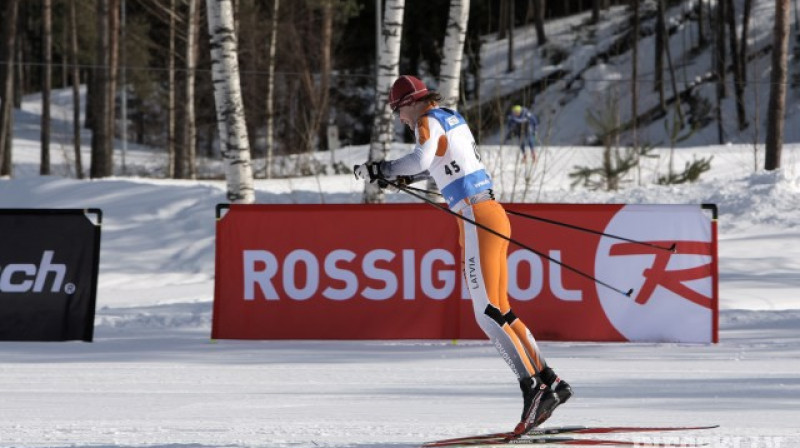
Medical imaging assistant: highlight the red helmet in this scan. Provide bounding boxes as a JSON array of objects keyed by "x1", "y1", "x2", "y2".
[{"x1": 388, "y1": 75, "x2": 429, "y2": 110}]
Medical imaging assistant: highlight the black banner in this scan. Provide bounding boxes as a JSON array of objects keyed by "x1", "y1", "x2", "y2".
[{"x1": 0, "y1": 209, "x2": 102, "y2": 342}]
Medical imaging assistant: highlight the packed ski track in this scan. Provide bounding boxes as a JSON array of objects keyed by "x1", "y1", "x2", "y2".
[{"x1": 2, "y1": 120, "x2": 799, "y2": 448}]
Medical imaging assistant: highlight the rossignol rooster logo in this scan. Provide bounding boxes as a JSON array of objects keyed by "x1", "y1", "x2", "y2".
[
  {"x1": 610, "y1": 240, "x2": 714, "y2": 309},
  {"x1": 595, "y1": 206, "x2": 714, "y2": 343}
]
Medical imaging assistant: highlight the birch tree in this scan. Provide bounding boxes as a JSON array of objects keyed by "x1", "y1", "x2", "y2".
[
  {"x1": 438, "y1": 0, "x2": 469, "y2": 108},
  {"x1": 206, "y1": 0, "x2": 255, "y2": 203},
  {"x1": 765, "y1": 0, "x2": 790, "y2": 171},
  {"x1": 183, "y1": 0, "x2": 199, "y2": 179},
  {"x1": 365, "y1": 0, "x2": 404, "y2": 204}
]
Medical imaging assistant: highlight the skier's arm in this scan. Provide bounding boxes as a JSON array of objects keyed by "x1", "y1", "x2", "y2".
[{"x1": 379, "y1": 116, "x2": 441, "y2": 179}]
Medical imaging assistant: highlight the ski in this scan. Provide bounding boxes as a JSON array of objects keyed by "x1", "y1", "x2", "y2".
[
  {"x1": 423, "y1": 425, "x2": 719, "y2": 447},
  {"x1": 426, "y1": 435, "x2": 710, "y2": 447}
]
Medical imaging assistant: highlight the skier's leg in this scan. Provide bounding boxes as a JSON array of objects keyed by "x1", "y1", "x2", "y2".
[
  {"x1": 469, "y1": 201, "x2": 572, "y2": 433},
  {"x1": 458, "y1": 205, "x2": 535, "y2": 380},
  {"x1": 505, "y1": 310, "x2": 547, "y2": 373}
]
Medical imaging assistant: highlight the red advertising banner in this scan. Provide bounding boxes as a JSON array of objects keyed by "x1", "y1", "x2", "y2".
[{"x1": 212, "y1": 203, "x2": 718, "y2": 343}]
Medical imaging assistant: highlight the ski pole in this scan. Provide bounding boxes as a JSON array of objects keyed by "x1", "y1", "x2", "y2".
[
  {"x1": 396, "y1": 185, "x2": 675, "y2": 253},
  {"x1": 504, "y1": 209, "x2": 677, "y2": 253},
  {"x1": 382, "y1": 178, "x2": 634, "y2": 298}
]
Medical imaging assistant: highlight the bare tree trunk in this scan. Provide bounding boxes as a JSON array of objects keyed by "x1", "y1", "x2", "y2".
[
  {"x1": 497, "y1": 0, "x2": 507, "y2": 40},
  {"x1": 726, "y1": 0, "x2": 747, "y2": 131},
  {"x1": 439, "y1": 0, "x2": 470, "y2": 108},
  {"x1": 167, "y1": 0, "x2": 176, "y2": 178},
  {"x1": 0, "y1": 0, "x2": 19, "y2": 176},
  {"x1": 206, "y1": 0, "x2": 255, "y2": 203},
  {"x1": 69, "y1": 0, "x2": 83, "y2": 179},
  {"x1": 13, "y1": 26, "x2": 22, "y2": 110},
  {"x1": 765, "y1": 0, "x2": 790, "y2": 171},
  {"x1": 286, "y1": 4, "x2": 328, "y2": 157},
  {"x1": 592, "y1": 0, "x2": 601, "y2": 24},
  {"x1": 120, "y1": 0, "x2": 127, "y2": 174},
  {"x1": 696, "y1": 0, "x2": 707, "y2": 47},
  {"x1": 654, "y1": 0, "x2": 665, "y2": 109},
  {"x1": 90, "y1": 0, "x2": 110, "y2": 178},
  {"x1": 265, "y1": 0, "x2": 279, "y2": 179},
  {"x1": 41, "y1": 0, "x2": 52, "y2": 175},
  {"x1": 507, "y1": 0, "x2": 515, "y2": 72},
  {"x1": 740, "y1": 0, "x2": 753, "y2": 83},
  {"x1": 653, "y1": 0, "x2": 683, "y2": 124},
  {"x1": 630, "y1": 0, "x2": 639, "y2": 149},
  {"x1": 184, "y1": 0, "x2": 199, "y2": 179},
  {"x1": 365, "y1": 0, "x2": 404, "y2": 203},
  {"x1": 714, "y1": 0, "x2": 726, "y2": 144},
  {"x1": 533, "y1": 0, "x2": 546, "y2": 45},
  {"x1": 107, "y1": 0, "x2": 119, "y2": 174},
  {"x1": 317, "y1": 0, "x2": 333, "y2": 154},
  {"x1": 61, "y1": 14, "x2": 68, "y2": 90}
]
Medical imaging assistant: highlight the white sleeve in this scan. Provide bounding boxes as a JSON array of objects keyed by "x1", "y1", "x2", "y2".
[{"x1": 380, "y1": 116, "x2": 442, "y2": 179}]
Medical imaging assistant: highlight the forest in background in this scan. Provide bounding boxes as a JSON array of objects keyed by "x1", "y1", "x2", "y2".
[{"x1": 0, "y1": 0, "x2": 794, "y2": 192}]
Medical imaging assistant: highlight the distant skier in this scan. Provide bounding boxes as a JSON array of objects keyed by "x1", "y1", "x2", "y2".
[
  {"x1": 504, "y1": 104, "x2": 539, "y2": 163},
  {"x1": 354, "y1": 75, "x2": 572, "y2": 435}
]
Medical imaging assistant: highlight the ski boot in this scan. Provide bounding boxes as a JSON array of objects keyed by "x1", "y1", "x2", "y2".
[
  {"x1": 513, "y1": 375, "x2": 559, "y2": 436},
  {"x1": 540, "y1": 366, "x2": 573, "y2": 405}
]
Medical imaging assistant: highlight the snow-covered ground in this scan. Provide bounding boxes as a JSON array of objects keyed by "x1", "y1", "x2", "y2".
[
  {"x1": 4, "y1": 0, "x2": 800, "y2": 441},
  {"x1": 1, "y1": 81, "x2": 800, "y2": 447}
]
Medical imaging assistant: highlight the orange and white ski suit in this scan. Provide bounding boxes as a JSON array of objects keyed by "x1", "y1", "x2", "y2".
[{"x1": 380, "y1": 105, "x2": 547, "y2": 380}]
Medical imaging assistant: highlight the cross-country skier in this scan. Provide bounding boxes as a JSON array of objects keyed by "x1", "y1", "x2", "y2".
[
  {"x1": 354, "y1": 75, "x2": 572, "y2": 435},
  {"x1": 504, "y1": 104, "x2": 539, "y2": 163}
]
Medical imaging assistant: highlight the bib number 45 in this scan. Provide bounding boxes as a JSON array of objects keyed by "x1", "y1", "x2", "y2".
[{"x1": 444, "y1": 161, "x2": 461, "y2": 176}]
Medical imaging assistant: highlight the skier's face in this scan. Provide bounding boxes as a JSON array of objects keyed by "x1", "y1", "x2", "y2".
[{"x1": 396, "y1": 102, "x2": 424, "y2": 130}]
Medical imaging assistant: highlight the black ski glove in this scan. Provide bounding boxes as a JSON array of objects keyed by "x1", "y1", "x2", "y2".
[{"x1": 353, "y1": 162, "x2": 383, "y2": 183}]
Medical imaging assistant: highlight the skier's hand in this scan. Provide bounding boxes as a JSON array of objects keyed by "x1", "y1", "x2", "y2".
[
  {"x1": 393, "y1": 176, "x2": 411, "y2": 188},
  {"x1": 353, "y1": 162, "x2": 382, "y2": 183},
  {"x1": 378, "y1": 176, "x2": 411, "y2": 191}
]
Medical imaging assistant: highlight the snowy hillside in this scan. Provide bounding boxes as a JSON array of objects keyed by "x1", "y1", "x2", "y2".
[{"x1": 477, "y1": 0, "x2": 800, "y2": 148}]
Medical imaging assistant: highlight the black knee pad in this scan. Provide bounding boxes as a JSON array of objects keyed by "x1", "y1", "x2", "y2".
[
  {"x1": 503, "y1": 310, "x2": 518, "y2": 325},
  {"x1": 483, "y1": 305, "x2": 506, "y2": 327}
]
